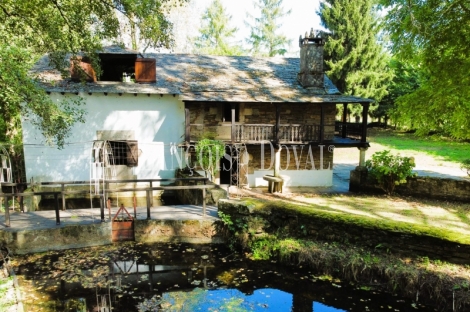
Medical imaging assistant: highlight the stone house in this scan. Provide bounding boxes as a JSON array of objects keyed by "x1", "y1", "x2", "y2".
[{"x1": 24, "y1": 34, "x2": 372, "y2": 190}]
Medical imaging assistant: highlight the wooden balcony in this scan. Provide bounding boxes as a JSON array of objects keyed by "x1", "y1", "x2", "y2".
[{"x1": 189, "y1": 123, "x2": 322, "y2": 144}]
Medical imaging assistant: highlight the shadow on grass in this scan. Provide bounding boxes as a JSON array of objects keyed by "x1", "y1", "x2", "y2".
[
  {"x1": 368, "y1": 129, "x2": 470, "y2": 164},
  {"x1": 243, "y1": 190, "x2": 470, "y2": 244}
]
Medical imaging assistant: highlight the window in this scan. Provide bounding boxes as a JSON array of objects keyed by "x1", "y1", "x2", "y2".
[
  {"x1": 93, "y1": 140, "x2": 138, "y2": 167},
  {"x1": 223, "y1": 103, "x2": 239, "y2": 122},
  {"x1": 99, "y1": 54, "x2": 136, "y2": 82}
]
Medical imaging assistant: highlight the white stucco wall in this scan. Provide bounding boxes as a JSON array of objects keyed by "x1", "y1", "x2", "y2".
[{"x1": 22, "y1": 93, "x2": 186, "y2": 182}]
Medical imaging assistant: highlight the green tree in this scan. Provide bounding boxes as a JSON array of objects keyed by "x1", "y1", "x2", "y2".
[
  {"x1": 377, "y1": 58, "x2": 422, "y2": 127},
  {"x1": 318, "y1": 0, "x2": 392, "y2": 118},
  {"x1": 245, "y1": 0, "x2": 291, "y2": 57},
  {"x1": 193, "y1": 0, "x2": 244, "y2": 55},
  {"x1": 380, "y1": 0, "x2": 470, "y2": 139},
  {"x1": 116, "y1": 0, "x2": 182, "y2": 52}
]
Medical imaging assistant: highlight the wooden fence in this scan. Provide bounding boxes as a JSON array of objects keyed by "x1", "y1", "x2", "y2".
[{"x1": 0, "y1": 178, "x2": 215, "y2": 228}]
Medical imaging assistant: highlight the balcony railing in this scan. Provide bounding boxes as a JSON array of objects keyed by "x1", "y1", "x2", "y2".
[
  {"x1": 234, "y1": 124, "x2": 274, "y2": 142},
  {"x1": 189, "y1": 123, "x2": 321, "y2": 143}
]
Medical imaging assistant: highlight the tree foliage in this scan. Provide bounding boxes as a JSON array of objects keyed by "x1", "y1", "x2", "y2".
[
  {"x1": 318, "y1": 0, "x2": 392, "y2": 117},
  {"x1": 245, "y1": 0, "x2": 291, "y2": 57},
  {"x1": 376, "y1": 58, "x2": 422, "y2": 125},
  {"x1": 193, "y1": 0, "x2": 244, "y2": 56},
  {"x1": 380, "y1": 0, "x2": 470, "y2": 138}
]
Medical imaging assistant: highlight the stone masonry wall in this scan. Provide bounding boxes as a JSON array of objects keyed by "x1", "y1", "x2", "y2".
[
  {"x1": 187, "y1": 102, "x2": 336, "y2": 141},
  {"x1": 218, "y1": 199, "x2": 470, "y2": 265},
  {"x1": 247, "y1": 144, "x2": 334, "y2": 171},
  {"x1": 350, "y1": 169, "x2": 470, "y2": 202}
]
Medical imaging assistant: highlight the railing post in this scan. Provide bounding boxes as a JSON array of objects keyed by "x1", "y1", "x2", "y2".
[
  {"x1": 146, "y1": 189, "x2": 151, "y2": 220},
  {"x1": 61, "y1": 183, "x2": 66, "y2": 210},
  {"x1": 54, "y1": 193, "x2": 60, "y2": 225},
  {"x1": 150, "y1": 181, "x2": 153, "y2": 207},
  {"x1": 100, "y1": 194, "x2": 105, "y2": 222},
  {"x1": 202, "y1": 187, "x2": 206, "y2": 217},
  {"x1": 4, "y1": 192, "x2": 11, "y2": 227},
  {"x1": 107, "y1": 198, "x2": 111, "y2": 220},
  {"x1": 133, "y1": 195, "x2": 137, "y2": 219}
]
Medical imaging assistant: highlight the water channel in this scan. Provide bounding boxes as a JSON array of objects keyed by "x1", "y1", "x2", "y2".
[{"x1": 12, "y1": 242, "x2": 438, "y2": 311}]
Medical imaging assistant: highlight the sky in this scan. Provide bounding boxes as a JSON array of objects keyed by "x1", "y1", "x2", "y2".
[{"x1": 171, "y1": 0, "x2": 324, "y2": 55}]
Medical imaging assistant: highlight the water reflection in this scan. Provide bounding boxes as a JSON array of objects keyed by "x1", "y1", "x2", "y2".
[{"x1": 12, "y1": 242, "x2": 432, "y2": 311}]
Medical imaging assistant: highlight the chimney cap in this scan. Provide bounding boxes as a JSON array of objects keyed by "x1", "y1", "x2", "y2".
[{"x1": 299, "y1": 29, "x2": 324, "y2": 47}]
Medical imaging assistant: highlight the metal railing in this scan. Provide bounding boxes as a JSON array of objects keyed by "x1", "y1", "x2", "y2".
[{"x1": 0, "y1": 178, "x2": 215, "y2": 228}]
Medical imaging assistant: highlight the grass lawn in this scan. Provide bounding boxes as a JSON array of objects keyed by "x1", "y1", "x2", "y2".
[{"x1": 367, "y1": 128, "x2": 470, "y2": 164}]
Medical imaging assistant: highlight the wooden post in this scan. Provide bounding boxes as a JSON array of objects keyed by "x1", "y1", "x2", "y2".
[
  {"x1": 133, "y1": 195, "x2": 137, "y2": 219},
  {"x1": 320, "y1": 104, "x2": 325, "y2": 142},
  {"x1": 146, "y1": 190, "x2": 151, "y2": 220},
  {"x1": 149, "y1": 181, "x2": 153, "y2": 207},
  {"x1": 107, "y1": 198, "x2": 111, "y2": 220},
  {"x1": 275, "y1": 103, "x2": 280, "y2": 143},
  {"x1": 100, "y1": 194, "x2": 105, "y2": 222},
  {"x1": 361, "y1": 103, "x2": 370, "y2": 143},
  {"x1": 342, "y1": 103, "x2": 348, "y2": 138},
  {"x1": 54, "y1": 193, "x2": 60, "y2": 225},
  {"x1": 61, "y1": 183, "x2": 66, "y2": 210},
  {"x1": 4, "y1": 193, "x2": 10, "y2": 227},
  {"x1": 231, "y1": 103, "x2": 236, "y2": 144},
  {"x1": 202, "y1": 187, "x2": 206, "y2": 217},
  {"x1": 185, "y1": 107, "x2": 190, "y2": 143}
]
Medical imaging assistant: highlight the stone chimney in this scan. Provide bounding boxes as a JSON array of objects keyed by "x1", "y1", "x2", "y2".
[{"x1": 297, "y1": 29, "x2": 325, "y2": 88}]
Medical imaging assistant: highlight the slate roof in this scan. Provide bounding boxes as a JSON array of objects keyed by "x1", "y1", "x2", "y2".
[{"x1": 31, "y1": 53, "x2": 373, "y2": 104}]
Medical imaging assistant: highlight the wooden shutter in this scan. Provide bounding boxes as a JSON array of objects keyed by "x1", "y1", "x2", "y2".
[
  {"x1": 135, "y1": 58, "x2": 156, "y2": 83},
  {"x1": 126, "y1": 140, "x2": 139, "y2": 167}
]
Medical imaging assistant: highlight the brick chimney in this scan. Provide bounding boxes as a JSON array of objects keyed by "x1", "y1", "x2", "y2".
[{"x1": 297, "y1": 29, "x2": 325, "y2": 88}]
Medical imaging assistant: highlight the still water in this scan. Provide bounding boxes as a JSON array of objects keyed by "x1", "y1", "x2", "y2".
[{"x1": 12, "y1": 242, "x2": 435, "y2": 311}]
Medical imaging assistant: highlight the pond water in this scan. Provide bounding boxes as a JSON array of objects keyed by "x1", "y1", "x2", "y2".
[{"x1": 12, "y1": 242, "x2": 436, "y2": 311}]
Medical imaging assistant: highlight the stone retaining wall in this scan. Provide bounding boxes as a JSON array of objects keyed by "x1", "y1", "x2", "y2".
[
  {"x1": 135, "y1": 219, "x2": 224, "y2": 244},
  {"x1": 218, "y1": 199, "x2": 470, "y2": 264},
  {"x1": 350, "y1": 168, "x2": 470, "y2": 202},
  {"x1": 1, "y1": 218, "x2": 223, "y2": 254},
  {"x1": 0, "y1": 223, "x2": 112, "y2": 255}
]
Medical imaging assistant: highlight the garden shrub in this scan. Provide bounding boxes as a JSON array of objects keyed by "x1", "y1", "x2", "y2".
[{"x1": 365, "y1": 150, "x2": 416, "y2": 195}]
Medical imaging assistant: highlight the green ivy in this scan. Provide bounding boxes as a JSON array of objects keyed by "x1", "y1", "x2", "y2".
[
  {"x1": 195, "y1": 138, "x2": 225, "y2": 182},
  {"x1": 365, "y1": 150, "x2": 416, "y2": 195}
]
